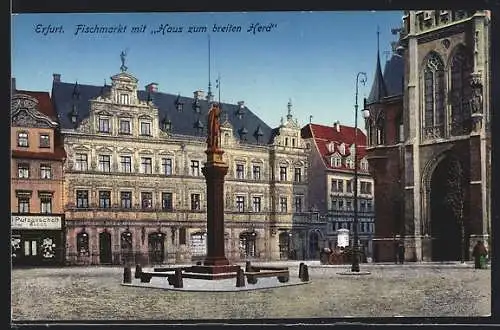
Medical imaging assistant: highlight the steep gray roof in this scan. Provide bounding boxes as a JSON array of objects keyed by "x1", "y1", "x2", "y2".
[
  {"x1": 51, "y1": 81, "x2": 273, "y2": 145},
  {"x1": 383, "y1": 53, "x2": 404, "y2": 97},
  {"x1": 366, "y1": 52, "x2": 388, "y2": 105}
]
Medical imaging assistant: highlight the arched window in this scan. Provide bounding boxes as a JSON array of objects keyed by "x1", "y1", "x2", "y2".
[
  {"x1": 423, "y1": 52, "x2": 445, "y2": 139},
  {"x1": 450, "y1": 46, "x2": 472, "y2": 136},
  {"x1": 376, "y1": 113, "x2": 385, "y2": 145},
  {"x1": 76, "y1": 230, "x2": 90, "y2": 256},
  {"x1": 120, "y1": 230, "x2": 133, "y2": 264}
]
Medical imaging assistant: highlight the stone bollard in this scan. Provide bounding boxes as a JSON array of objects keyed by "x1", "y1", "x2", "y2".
[
  {"x1": 173, "y1": 268, "x2": 183, "y2": 288},
  {"x1": 298, "y1": 262, "x2": 304, "y2": 279},
  {"x1": 135, "y1": 264, "x2": 142, "y2": 279},
  {"x1": 245, "y1": 261, "x2": 252, "y2": 272},
  {"x1": 236, "y1": 268, "x2": 245, "y2": 287},
  {"x1": 301, "y1": 265, "x2": 309, "y2": 282},
  {"x1": 123, "y1": 266, "x2": 132, "y2": 283}
]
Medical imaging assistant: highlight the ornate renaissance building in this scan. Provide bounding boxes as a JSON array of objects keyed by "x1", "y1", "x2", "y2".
[
  {"x1": 11, "y1": 87, "x2": 67, "y2": 266},
  {"x1": 365, "y1": 10, "x2": 491, "y2": 261},
  {"x1": 50, "y1": 64, "x2": 312, "y2": 265},
  {"x1": 301, "y1": 122, "x2": 375, "y2": 259}
]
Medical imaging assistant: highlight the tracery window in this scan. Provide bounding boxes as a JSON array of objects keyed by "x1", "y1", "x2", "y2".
[
  {"x1": 422, "y1": 52, "x2": 445, "y2": 140},
  {"x1": 449, "y1": 46, "x2": 472, "y2": 136}
]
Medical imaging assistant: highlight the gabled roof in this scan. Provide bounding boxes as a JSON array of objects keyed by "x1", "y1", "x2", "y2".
[
  {"x1": 51, "y1": 80, "x2": 273, "y2": 145},
  {"x1": 301, "y1": 123, "x2": 368, "y2": 172},
  {"x1": 11, "y1": 90, "x2": 67, "y2": 160}
]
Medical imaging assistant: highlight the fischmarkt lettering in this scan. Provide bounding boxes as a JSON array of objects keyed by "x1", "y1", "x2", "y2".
[{"x1": 11, "y1": 215, "x2": 62, "y2": 230}]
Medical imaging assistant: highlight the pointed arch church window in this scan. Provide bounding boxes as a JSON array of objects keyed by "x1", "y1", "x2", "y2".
[
  {"x1": 422, "y1": 52, "x2": 445, "y2": 139},
  {"x1": 450, "y1": 46, "x2": 472, "y2": 136}
]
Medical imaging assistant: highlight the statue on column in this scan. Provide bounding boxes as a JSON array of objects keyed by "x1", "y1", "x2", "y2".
[
  {"x1": 469, "y1": 73, "x2": 484, "y2": 133},
  {"x1": 207, "y1": 103, "x2": 222, "y2": 151}
]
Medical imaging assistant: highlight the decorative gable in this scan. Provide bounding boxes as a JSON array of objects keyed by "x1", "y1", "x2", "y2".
[{"x1": 11, "y1": 94, "x2": 58, "y2": 129}]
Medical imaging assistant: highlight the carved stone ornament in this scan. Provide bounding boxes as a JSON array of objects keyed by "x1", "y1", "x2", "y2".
[
  {"x1": 11, "y1": 94, "x2": 57, "y2": 128},
  {"x1": 76, "y1": 118, "x2": 91, "y2": 133},
  {"x1": 12, "y1": 110, "x2": 52, "y2": 128},
  {"x1": 469, "y1": 73, "x2": 483, "y2": 114}
]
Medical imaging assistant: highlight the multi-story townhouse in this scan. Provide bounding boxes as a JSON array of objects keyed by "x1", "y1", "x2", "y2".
[
  {"x1": 11, "y1": 88, "x2": 67, "y2": 266},
  {"x1": 301, "y1": 122, "x2": 375, "y2": 259},
  {"x1": 50, "y1": 65, "x2": 310, "y2": 265}
]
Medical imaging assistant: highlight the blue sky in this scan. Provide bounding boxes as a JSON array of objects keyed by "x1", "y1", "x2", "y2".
[{"x1": 12, "y1": 11, "x2": 403, "y2": 129}]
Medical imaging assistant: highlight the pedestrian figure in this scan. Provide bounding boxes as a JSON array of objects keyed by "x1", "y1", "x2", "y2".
[
  {"x1": 396, "y1": 241, "x2": 405, "y2": 264},
  {"x1": 472, "y1": 240, "x2": 488, "y2": 269}
]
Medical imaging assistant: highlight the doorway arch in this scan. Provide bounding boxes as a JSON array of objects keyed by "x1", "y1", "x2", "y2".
[
  {"x1": 148, "y1": 231, "x2": 165, "y2": 264},
  {"x1": 308, "y1": 230, "x2": 321, "y2": 259},
  {"x1": 427, "y1": 155, "x2": 465, "y2": 261},
  {"x1": 239, "y1": 231, "x2": 257, "y2": 259},
  {"x1": 99, "y1": 231, "x2": 112, "y2": 264}
]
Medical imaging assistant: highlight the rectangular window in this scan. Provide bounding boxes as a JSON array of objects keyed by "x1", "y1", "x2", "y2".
[
  {"x1": 294, "y1": 168, "x2": 302, "y2": 182},
  {"x1": 279, "y1": 166, "x2": 287, "y2": 181},
  {"x1": 191, "y1": 194, "x2": 201, "y2": 210},
  {"x1": 279, "y1": 197, "x2": 287, "y2": 213},
  {"x1": 119, "y1": 120, "x2": 131, "y2": 134},
  {"x1": 120, "y1": 156, "x2": 132, "y2": 173},
  {"x1": 236, "y1": 164, "x2": 245, "y2": 179},
  {"x1": 18, "y1": 197, "x2": 30, "y2": 213},
  {"x1": 120, "y1": 94, "x2": 130, "y2": 105},
  {"x1": 346, "y1": 200, "x2": 352, "y2": 210},
  {"x1": 40, "y1": 164, "x2": 52, "y2": 179},
  {"x1": 360, "y1": 200, "x2": 367, "y2": 212},
  {"x1": 99, "y1": 191, "x2": 111, "y2": 208},
  {"x1": 346, "y1": 180, "x2": 353, "y2": 193},
  {"x1": 367, "y1": 201, "x2": 372, "y2": 211},
  {"x1": 17, "y1": 132, "x2": 29, "y2": 147},
  {"x1": 40, "y1": 194, "x2": 52, "y2": 214},
  {"x1": 18, "y1": 163, "x2": 30, "y2": 178},
  {"x1": 120, "y1": 191, "x2": 132, "y2": 209},
  {"x1": 141, "y1": 157, "x2": 152, "y2": 174},
  {"x1": 75, "y1": 153, "x2": 88, "y2": 171},
  {"x1": 331, "y1": 179, "x2": 344, "y2": 193},
  {"x1": 140, "y1": 122, "x2": 151, "y2": 136},
  {"x1": 141, "y1": 192, "x2": 153, "y2": 209},
  {"x1": 236, "y1": 196, "x2": 245, "y2": 212},
  {"x1": 162, "y1": 192, "x2": 173, "y2": 211},
  {"x1": 98, "y1": 118, "x2": 110, "y2": 133},
  {"x1": 76, "y1": 190, "x2": 89, "y2": 208},
  {"x1": 252, "y1": 165, "x2": 261, "y2": 180},
  {"x1": 191, "y1": 160, "x2": 200, "y2": 176},
  {"x1": 360, "y1": 182, "x2": 373, "y2": 194},
  {"x1": 39, "y1": 134, "x2": 50, "y2": 148},
  {"x1": 331, "y1": 198, "x2": 338, "y2": 210},
  {"x1": 294, "y1": 196, "x2": 303, "y2": 213},
  {"x1": 252, "y1": 196, "x2": 261, "y2": 212},
  {"x1": 338, "y1": 199, "x2": 344, "y2": 210},
  {"x1": 98, "y1": 155, "x2": 111, "y2": 172},
  {"x1": 162, "y1": 158, "x2": 173, "y2": 175}
]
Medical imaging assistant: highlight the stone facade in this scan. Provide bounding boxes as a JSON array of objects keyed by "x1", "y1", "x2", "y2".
[
  {"x1": 60, "y1": 70, "x2": 311, "y2": 265},
  {"x1": 365, "y1": 10, "x2": 491, "y2": 262}
]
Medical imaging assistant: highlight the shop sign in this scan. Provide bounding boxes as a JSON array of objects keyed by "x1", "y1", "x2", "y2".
[{"x1": 11, "y1": 215, "x2": 62, "y2": 230}]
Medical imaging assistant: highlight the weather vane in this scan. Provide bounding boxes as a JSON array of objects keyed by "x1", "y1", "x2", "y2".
[{"x1": 120, "y1": 48, "x2": 129, "y2": 72}]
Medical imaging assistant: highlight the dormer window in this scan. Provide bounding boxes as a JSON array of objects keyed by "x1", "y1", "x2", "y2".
[
  {"x1": 339, "y1": 143, "x2": 345, "y2": 155},
  {"x1": 98, "y1": 117, "x2": 110, "y2": 133},
  {"x1": 327, "y1": 142, "x2": 335, "y2": 153},
  {"x1": 360, "y1": 159, "x2": 369, "y2": 171},
  {"x1": 331, "y1": 156, "x2": 342, "y2": 168},
  {"x1": 119, "y1": 93, "x2": 130, "y2": 105},
  {"x1": 346, "y1": 157, "x2": 354, "y2": 169},
  {"x1": 175, "y1": 96, "x2": 184, "y2": 112}
]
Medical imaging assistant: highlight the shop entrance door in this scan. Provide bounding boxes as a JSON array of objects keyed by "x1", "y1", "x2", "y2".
[{"x1": 23, "y1": 239, "x2": 39, "y2": 264}]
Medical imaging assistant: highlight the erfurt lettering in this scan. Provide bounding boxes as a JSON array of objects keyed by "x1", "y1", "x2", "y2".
[{"x1": 34, "y1": 24, "x2": 64, "y2": 35}]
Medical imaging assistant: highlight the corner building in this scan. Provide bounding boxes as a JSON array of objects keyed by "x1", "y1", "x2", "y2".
[
  {"x1": 51, "y1": 67, "x2": 311, "y2": 265},
  {"x1": 365, "y1": 10, "x2": 491, "y2": 261}
]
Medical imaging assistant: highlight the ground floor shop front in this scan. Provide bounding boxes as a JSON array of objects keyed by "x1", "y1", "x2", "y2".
[
  {"x1": 64, "y1": 220, "x2": 327, "y2": 265},
  {"x1": 11, "y1": 214, "x2": 65, "y2": 267}
]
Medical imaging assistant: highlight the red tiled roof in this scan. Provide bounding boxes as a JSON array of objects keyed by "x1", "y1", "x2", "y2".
[
  {"x1": 301, "y1": 123, "x2": 368, "y2": 172},
  {"x1": 15, "y1": 90, "x2": 58, "y2": 121}
]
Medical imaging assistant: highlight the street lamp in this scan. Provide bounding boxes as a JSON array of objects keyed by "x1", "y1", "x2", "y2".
[{"x1": 351, "y1": 71, "x2": 369, "y2": 273}]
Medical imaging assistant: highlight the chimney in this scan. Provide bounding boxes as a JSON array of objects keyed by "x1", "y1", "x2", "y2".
[
  {"x1": 11, "y1": 77, "x2": 16, "y2": 92},
  {"x1": 145, "y1": 83, "x2": 159, "y2": 93},
  {"x1": 53, "y1": 73, "x2": 61, "y2": 83},
  {"x1": 193, "y1": 90, "x2": 204, "y2": 100},
  {"x1": 334, "y1": 120, "x2": 341, "y2": 132}
]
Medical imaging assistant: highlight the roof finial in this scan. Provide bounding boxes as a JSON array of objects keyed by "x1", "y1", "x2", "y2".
[
  {"x1": 207, "y1": 34, "x2": 214, "y2": 103},
  {"x1": 309, "y1": 115, "x2": 313, "y2": 124},
  {"x1": 377, "y1": 25, "x2": 380, "y2": 55},
  {"x1": 120, "y1": 49, "x2": 129, "y2": 72},
  {"x1": 287, "y1": 98, "x2": 293, "y2": 120}
]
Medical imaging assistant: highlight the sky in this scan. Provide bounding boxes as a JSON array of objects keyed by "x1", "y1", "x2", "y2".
[{"x1": 11, "y1": 11, "x2": 403, "y2": 129}]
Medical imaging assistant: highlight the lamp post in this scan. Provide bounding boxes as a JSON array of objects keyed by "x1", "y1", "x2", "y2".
[{"x1": 351, "y1": 72, "x2": 369, "y2": 272}]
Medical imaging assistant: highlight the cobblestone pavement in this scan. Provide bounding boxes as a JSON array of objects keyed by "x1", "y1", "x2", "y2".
[{"x1": 11, "y1": 262, "x2": 490, "y2": 320}]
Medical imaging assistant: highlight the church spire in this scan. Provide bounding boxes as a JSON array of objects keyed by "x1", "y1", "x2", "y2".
[{"x1": 367, "y1": 26, "x2": 388, "y2": 105}]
